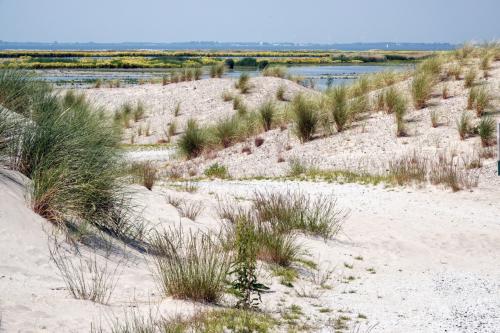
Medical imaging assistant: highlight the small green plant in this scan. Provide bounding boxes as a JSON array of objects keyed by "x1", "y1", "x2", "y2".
[
  {"x1": 467, "y1": 87, "x2": 478, "y2": 110},
  {"x1": 230, "y1": 218, "x2": 270, "y2": 309},
  {"x1": 477, "y1": 116, "x2": 496, "y2": 147},
  {"x1": 375, "y1": 92, "x2": 385, "y2": 111},
  {"x1": 394, "y1": 97, "x2": 407, "y2": 137},
  {"x1": 194, "y1": 67, "x2": 203, "y2": 80},
  {"x1": 288, "y1": 157, "x2": 307, "y2": 176},
  {"x1": 258, "y1": 100, "x2": 276, "y2": 131},
  {"x1": 178, "y1": 119, "x2": 207, "y2": 158},
  {"x1": 204, "y1": 163, "x2": 229, "y2": 178},
  {"x1": 292, "y1": 94, "x2": 319, "y2": 142}
]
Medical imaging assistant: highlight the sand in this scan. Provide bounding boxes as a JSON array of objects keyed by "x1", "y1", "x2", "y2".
[{"x1": 1, "y1": 58, "x2": 500, "y2": 332}]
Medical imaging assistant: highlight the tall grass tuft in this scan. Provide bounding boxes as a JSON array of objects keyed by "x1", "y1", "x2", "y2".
[
  {"x1": 467, "y1": 87, "x2": 478, "y2": 110},
  {"x1": 0, "y1": 72, "x2": 132, "y2": 236},
  {"x1": 253, "y1": 190, "x2": 346, "y2": 239},
  {"x1": 464, "y1": 68, "x2": 476, "y2": 88},
  {"x1": 456, "y1": 111, "x2": 472, "y2": 140},
  {"x1": 330, "y1": 85, "x2": 349, "y2": 131},
  {"x1": 236, "y1": 73, "x2": 251, "y2": 93},
  {"x1": 384, "y1": 87, "x2": 400, "y2": 114},
  {"x1": 258, "y1": 100, "x2": 276, "y2": 131},
  {"x1": 474, "y1": 87, "x2": 490, "y2": 117},
  {"x1": 210, "y1": 63, "x2": 225, "y2": 78},
  {"x1": 394, "y1": 96, "x2": 407, "y2": 137},
  {"x1": 291, "y1": 94, "x2": 319, "y2": 142},
  {"x1": 276, "y1": 85, "x2": 287, "y2": 101},
  {"x1": 212, "y1": 117, "x2": 240, "y2": 148},
  {"x1": 129, "y1": 161, "x2": 157, "y2": 191},
  {"x1": 477, "y1": 116, "x2": 496, "y2": 147},
  {"x1": 178, "y1": 119, "x2": 207, "y2": 158},
  {"x1": 49, "y1": 241, "x2": 120, "y2": 304},
  {"x1": 262, "y1": 66, "x2": 287, "y2": 78},
  {"x1": 151, "y1": 227, "x2": 231, "y2": 303},
  {"x1": 411, "y1": 72, "x2": 433, "y2": 109}
]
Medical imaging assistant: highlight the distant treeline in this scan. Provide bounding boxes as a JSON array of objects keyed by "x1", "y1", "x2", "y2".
[{"x1": 0, "y1": 50, "x2": 434, "y2": 69}]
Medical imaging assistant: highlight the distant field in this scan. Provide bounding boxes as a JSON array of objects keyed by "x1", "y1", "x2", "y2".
[{"x1": 0, "y1": 50, "x2": 437, "y2": 69}]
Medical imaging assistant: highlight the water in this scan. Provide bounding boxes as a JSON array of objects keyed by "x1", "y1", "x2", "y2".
[{"x1": 37, "y1": 64, "x2": 412, "y2": 90}]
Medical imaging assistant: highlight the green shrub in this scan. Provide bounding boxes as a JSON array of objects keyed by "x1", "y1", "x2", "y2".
[
  {"x1": 384, "y1": 87, "x2": 401, "y2": 113},
  {"x1": 258, "y1": 100, "x2": 276, "y2": 131},
  {"x1": 411, "y1": 72, "x2": 433, "y2": 109},
  {"x1": 178, "y1": 119, "x2": 207, "y2": 158},
  {"x1": 478, "y1": 116, "x2": 495, "y2": 147},
  {"x1": 204, "y1": 163, "x2": 229, "y2": 179},
  {"x1": 151, "y1": 227, "x2": 231, "y2": 303},
  {"x1": 418, "y1": 56, "x2": 442, "y2": 76},
  {"x1": 291, "y1": 94, "x2": 319, "y2": 142},
  {"x1": 194, "y1": 67, "x2": 203, "y2": 80}
]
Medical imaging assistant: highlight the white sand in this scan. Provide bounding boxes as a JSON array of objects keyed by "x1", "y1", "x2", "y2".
[{"x1": 1, "y1": 171, "x2": 500, "y2": 332}]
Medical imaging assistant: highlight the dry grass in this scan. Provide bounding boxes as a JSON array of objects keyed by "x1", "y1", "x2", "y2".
[
  {"x1": 178, "y1": 200, "x2": 203, "y2": 220},
  {"x1": 49, "y1": 240, "x2": 120, "y2": 304},
  {"x1": 151, "y1": 227, "x2": 231, "y2": 303}
]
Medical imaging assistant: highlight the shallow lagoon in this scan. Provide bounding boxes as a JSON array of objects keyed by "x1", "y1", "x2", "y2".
[{"x1": 38, "y1": 64, "x2": 412, "y2": 90}]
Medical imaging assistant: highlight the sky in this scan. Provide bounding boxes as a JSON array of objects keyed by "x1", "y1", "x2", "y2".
[{"x1": 0, "y1": 0, "x2": 498, "y2": 44}]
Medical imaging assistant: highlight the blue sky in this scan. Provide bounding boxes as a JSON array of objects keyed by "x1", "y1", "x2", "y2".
[{"x1": 0, "y1": 0, "x2": 498, "y2": 43}]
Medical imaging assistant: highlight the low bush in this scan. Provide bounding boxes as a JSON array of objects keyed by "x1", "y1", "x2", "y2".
[
  {"x1": 210, "y1": 63, "x2": 225, "y2": 78},
  {"x1": 204, "y1": 163, "x2": 229, "y2": 178},
  {"x1": 212, "y1": 117, "x2": 240, "y2": 148},
  {"x1": 429, "y1": 154, "x2": 478, "y2": 191}
]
